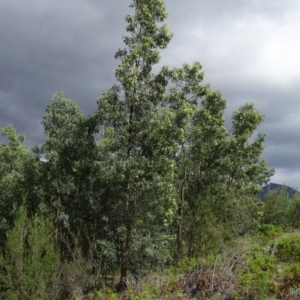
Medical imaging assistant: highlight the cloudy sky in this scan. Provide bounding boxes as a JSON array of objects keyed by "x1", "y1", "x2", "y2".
[{"x1": 1, "y1": 0, "x2": 300, "y2": 188}]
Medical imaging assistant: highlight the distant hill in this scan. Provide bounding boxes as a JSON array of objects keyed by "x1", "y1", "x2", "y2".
[{"x1": 257, "y1": 183, "x2": 299, "y2": 201}]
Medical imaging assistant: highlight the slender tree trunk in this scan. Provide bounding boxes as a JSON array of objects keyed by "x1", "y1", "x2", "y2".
[
  {"x1": 55, "y1": 195, "x2": 61, "y2": 242},
  {"x1": 177, "y1": 169, "x2": 186, "y2": 262},
  {"x1": 118, "y1": 103, "x2": 134, "y2": 291},
  {"x1": 74, "y1": 178, "x2": 83, "y2": 235},
  {"x1": 177, "y1": 144, "x2": 187, "y2": 261},
  {"x1": 119, "y1": 193, "x2": 129, "y2": 291}
]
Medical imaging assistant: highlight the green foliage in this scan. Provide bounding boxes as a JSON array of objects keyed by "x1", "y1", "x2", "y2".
[
  {"x1": 0, "y1": 125, "x2": 34, "y2": 232},
  {"x1": 287, "y1": 194, "x2": 300, "y2": 227},
  {"x1": 239, "y1": 246, "x2": 276, "y2": 299},
  {"x1": 0, "y1": 206, "x2": 58, "y2": 300},
  {"x1": 259, "y1": 224, "x2": 283, "y2": 237},
  {"x1": 0, "y1": 125, "x2": 48, "y2": 253},
  {"x1": 274, "y1": 234, "x2": 300, "y2": 262},
  {"x1": 127, "y1": 282, "x2": 161, "y2": 300},
  {"x1": 40, "y1": 91, "x2": 98, "y2": 253},
  {"x1": 280, "y1": 263, "x2": 300, "y2": 299},
  {"x1": 175, "y1": 88, "x2": 273, "y2": 259},
  {"x1": 0, "y1": 0, "x2": 275, "y2": 295},
  {"x1": 257, "y1": 224, "x2": 283, "y2": 245},
  {"x1": 94, "y1": 288, "x2": 118, "y2": 300},
  {"x1": 261, "y1": 188, "x2": 290, "y2": 225},
  {"x1": 177, "y1": 257, "x2": 199, "y2": 273},
  {"x1": 226, "y1": 103, "x2": 274, "y2": 194},
  {"x1": 96, "y1": 0, "x2": 192, "y2": 283}
]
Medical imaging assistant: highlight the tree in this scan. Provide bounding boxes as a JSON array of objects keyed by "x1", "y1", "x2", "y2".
[
  {"x1": 41, "y1": 92, "x2": 97, "y2": 246},
  {"x1": 176, "y1": 90, "x2": 228, "y2": 256},
  {"x1": 0, "y1": 125, "x2": 28, "y2": 204},
  {"x1": 174, "y1": 98, "x2": 274, "y2": 257},
  {"x1": 0, "y1": 125, "x2": 34, "y2": 244},
  {"x1": 262, "y1": 188, "x2": 290, "y2": 225},
  {"x1": 0, "y1": 1, "x2": 276, "y2": 296},
  {"x1": 225, "y1": 103, "x2": 274, "y2": 195},
  {"x1": 95, "y1": 0, "x2": 200, "y2": 289},
  {"x1": 95, "y1": 0, "x2": 274, "y2": 286}
]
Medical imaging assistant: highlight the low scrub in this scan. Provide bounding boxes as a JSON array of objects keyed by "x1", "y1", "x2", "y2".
[
  {"x1": 0, "y1": 206, "x2": 58, "y2": 300},
  {"x1": 274, "y1": 234, "x2": 300, "y2": 262},
  {"x1": 238, "y1": 246, "x2": 276, "y2": 299}
]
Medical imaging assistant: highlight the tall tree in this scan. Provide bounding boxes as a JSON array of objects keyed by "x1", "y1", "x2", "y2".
[
  {"x1": 95, "y1": 0, "x2": 275, "y2": 284},
  {"x1": 226, "y1": 103, "x2": 274, "y2": 194},
  {"x1": 174, "y1": 97, "x2": 274, "y2": 256},
  {"x1": 0, "y1": 125, "x2": 34, "y2": 240},
  {"x1": 177, "y1": 90, "x2": 229, "y2": 256},
  {"x1": 41, "y1": 92, "x2": 96, "y2": 245},
  {"x1": 95, "y1": 0, "x2": 194, "y2": 289}
]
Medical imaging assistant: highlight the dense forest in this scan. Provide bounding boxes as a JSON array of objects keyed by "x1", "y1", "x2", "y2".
[{"x1": 2, "y1": 0, "x2": 300, "y2": 299}]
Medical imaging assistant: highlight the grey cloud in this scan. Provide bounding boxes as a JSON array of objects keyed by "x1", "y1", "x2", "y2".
[
  {"x1": 1, "y1": 0, "x2": 299, "y2": 186},
  {"x1": 263, "y1": 144, "x2": 300, "y2": 171},
  {"x1": 0, "y1": 0, "x2": 131, "y2": 145}
]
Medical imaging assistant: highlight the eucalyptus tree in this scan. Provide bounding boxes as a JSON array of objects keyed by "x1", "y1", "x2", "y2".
[
  {"x1": 96, "y1": 0, "x2": 174, "y2": 288},
  {"x1": 176, "y1": 98, "x2": 274, "y2": 256},
  {"x1": 226, "y1": 103, "x2": 275, "y2": 194},
  {"x1": 41, "y1": 92, "x2": 97, "y2": 244},
  {"x1": 0, "y1": 125, "x2": 35, "y2": 242},
  {"x1": 220, "y1": 104, "x2": 275, "y2": 233},
  {"x1": 94, "y1": 0, "x2": 275, "y2": 286},
  {"x1": 177, "y1": 90, "x2": 229, "y2": 256},
  {"x1": 94, "y1": 0, "x2": 210, "y2": 288}
]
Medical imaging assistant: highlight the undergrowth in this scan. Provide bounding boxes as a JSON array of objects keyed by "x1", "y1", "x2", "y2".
[{"x1": 85, "y1": 227, "x2": 300, "y2": 300}]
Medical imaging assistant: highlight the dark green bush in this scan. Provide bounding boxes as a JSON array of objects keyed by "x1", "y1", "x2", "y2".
[
  {"x1": 256, "y1": 224, "x2": 283, "y2": 246},
  {"x1": 274, "y1": 234, "x2": 300, "y2": 262},
  {"x1": 239, "y1": 246, "x2": 276, "y2": 299},
  {"x1": 0, "y1": 206, "x2": 58, "y2": 300}
]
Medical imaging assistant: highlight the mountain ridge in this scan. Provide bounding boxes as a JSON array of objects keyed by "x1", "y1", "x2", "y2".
[{"x1": 257, "y1": 182, "x2": 299, "y2": 200}]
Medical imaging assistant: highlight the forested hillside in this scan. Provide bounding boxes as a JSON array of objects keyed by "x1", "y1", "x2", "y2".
[
  {"x1": 257, "y1": 183, "x2": 299, "y2": 200},
  {"x1": 3, "y1": 0, "x2": 297, "y2": 299}
]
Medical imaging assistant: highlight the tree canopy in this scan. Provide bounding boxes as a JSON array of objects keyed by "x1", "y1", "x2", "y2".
[{"x1": 0, "y1": 0, "x2": 275, "y2": 297}]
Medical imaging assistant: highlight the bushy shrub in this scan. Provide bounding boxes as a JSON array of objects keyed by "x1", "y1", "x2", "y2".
[
  {"x1": 0, "y1": 206, "x2": 58, "y2": 300},
  {"x1": 279, "y1": 263, "x2": 300, "y2": 299},
  {"x1": 257, "y1": 224, "x2": 283, "y2": 245},
  {"x1": 274, "y1": 234, "x2": 300, "y2": 262},
  {"x1": 238, "y1": 246, "x2": 276, "y2": 299}
]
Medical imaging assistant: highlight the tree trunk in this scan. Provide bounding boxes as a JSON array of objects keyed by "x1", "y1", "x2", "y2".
[
  {"x1": 55, "y1": 195, "x2": 61, "y2": 242},
  {"x1": 118, "y1": 103, "x2": 134, "y2": 291},
  {"x1": 177, "y1": 146, "x2": 187, "y2": 261},
  {"x1": 119, "y1": 192, "x2": 129, "y2": 291},
  {"x1": 177, "y1": 177, "x2": 186, "y2": 261}
]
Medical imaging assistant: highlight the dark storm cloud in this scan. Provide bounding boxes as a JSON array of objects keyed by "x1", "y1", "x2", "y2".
[
  {"x1": 0, "y1": 0, "x2": 131, "y2": 145},
  {"x1": 1, "y1": 0, "x2": 300, "y2": 186}
]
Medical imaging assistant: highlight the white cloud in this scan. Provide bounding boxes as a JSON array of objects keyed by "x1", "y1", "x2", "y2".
[
  {"x1": 161, "y1": 1, "x2": 300, "y2": 89},
  {"x1": 272, "y1": 168, "x2": 300, "y2": 190}
]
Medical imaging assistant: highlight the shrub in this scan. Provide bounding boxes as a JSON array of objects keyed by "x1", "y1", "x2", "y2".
[
  {"x1": 0, "y1": 206, "x2": 58, "y2": 300},
  {"x1": 257, "y1": 224, "x2": 283, "y2": 245},
  {"x1": 279, "y1": 263, "x2": 300, "y2": 299},
  {"x1": 274, "y1": 234, "x2": 300, "y2": 262},
  {"x1": 238, "y1": 246, "x2": 276, "y2": 299}
]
